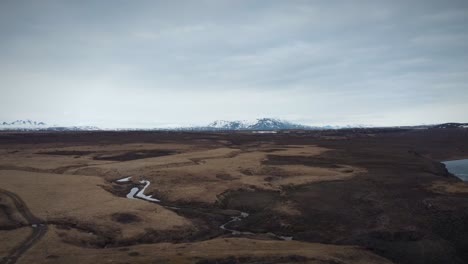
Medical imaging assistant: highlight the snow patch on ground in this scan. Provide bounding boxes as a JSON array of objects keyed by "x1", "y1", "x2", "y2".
[
  {"x1": 116, "y1": 176, "x2": 131, "y2": 182},
  {"x1": 136, "y1": 180, "x2": 160, "y2": 202},
  {"x1": 252, "y1": 131, "x2": 277, "y2": 134}
]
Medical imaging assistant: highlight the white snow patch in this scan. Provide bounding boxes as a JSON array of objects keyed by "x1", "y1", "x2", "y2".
[
  {"x1": 136, "y1": 180, "x2": 160, "y2": 202},
  {"x1": 116, "y1": 176, "x2": 131, "y2": 182},
  {"x1": 252, "y1": 131, "x2": 277, "y2": 134}
]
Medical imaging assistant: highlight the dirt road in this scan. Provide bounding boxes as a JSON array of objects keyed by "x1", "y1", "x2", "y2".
[{"x1": 0, "y1": 188, "x2": 48, "y2": 264}]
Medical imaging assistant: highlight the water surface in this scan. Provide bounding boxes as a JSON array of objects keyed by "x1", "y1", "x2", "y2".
[{"x1": 443, "y1": 159, "x2": 468, "y2": 181}]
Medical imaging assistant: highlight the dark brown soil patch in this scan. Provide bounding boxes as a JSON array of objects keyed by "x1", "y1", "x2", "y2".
[
  {"x1": 239, "y1": 168, "x2": 254, "y2": 176},
  {"x1": 37, "y1": 150, "x2": 95, "y2": 156},
  {"x1": 111, "y1": 213, "x2": 142, "y2": 224},
  {"x1": 0, "y1": 203, "x2": 24, "y2": 229},
  {"x1": 261, "y1": 148, "x2": 288, "y2": 153},
  {"x1": 94, "y1": 150, "x2": 176, "y2": 161},
  {"x1": 101, "y1": 184, "x2": 134, "y2": 198},
  {"x1": 196, "y1": 255, "x2": 308, "y2": 264},
  {"x1": 52, "y1": 222, "x2": 114, "y2": 248},
  {"x1": 217, "y1": 189, "x2": 281, "y2": 213},
  {"x1": 216, "y1": 173, "x2": 238, "y2": 181}
]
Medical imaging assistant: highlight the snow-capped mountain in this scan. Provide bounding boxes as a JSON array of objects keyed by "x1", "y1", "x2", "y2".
[
  {"x1": 0, "y1": 120, "x2": 100, "y2": 131},
  {"x1": 432, "y1": 123, "x2": 468, "y2": 129},
  {"x1": 198, "y1": 118, "x2": 311, "y2": 131},
  {"x1": 250, "y1": 118, "x2": 310, "y2": 130},
  {"x1": 208, "y1": 120, "x2": 255, "y2": 130},
  {"x1": 178, "y1": 119, "x2": 468, "y2": 131},
  {"x1": 1, "y1": 119, "x2": 467, "y2": 131},
  {"x1": 1, "y1": 120, "x2": 48, "y2": 129}
]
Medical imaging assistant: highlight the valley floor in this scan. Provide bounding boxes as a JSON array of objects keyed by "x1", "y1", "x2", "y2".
[{"x1": 0, "y1": 128, "x2": 468, "y2": 264}]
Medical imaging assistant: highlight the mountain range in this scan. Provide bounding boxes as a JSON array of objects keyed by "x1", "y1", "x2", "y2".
[
  {"x1": 2, "y1": 120, "x2": 47, "y2": 127},
  {"x1": 198, "y1": 118, "x2": 312, "y2": 130},
  {"x1": 1, "y1": 119, "x2": 467, "y2": 131},
  {"x1": 0, "y1": 120, "x2": 99, "y2": 131}
]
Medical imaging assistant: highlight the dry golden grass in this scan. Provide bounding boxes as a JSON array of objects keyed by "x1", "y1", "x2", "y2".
[
  {"x1": 1, "y1": 143, "x2": 364, "y2": 205},
  {"x1": 56, "y1": 144, "x2": 362, "y2": 204},
  {"x1": 0, "y1": 142, "x2": 377, "y2": 264},
  {"x1": 68, "y1": 147, "x2": 238, "y2": 179},
  {"x1": 0, "y1": 170, "x2": 192, "y2": 240},
  {"x1": 2, "y1": 130, "x2": 466, "y2": 263},
  {"x1": 0, "y1": 227, "x2": 31, "y2": 259},
  {"x1": 0, "y1": 143, "x2": 197, "y2": 173},
  {"x1": 20, "y1": 225, "x2": 393, "y2": 264},
  {"x1": 429, "y1": 180, "x2": 468, "y2": 194}
]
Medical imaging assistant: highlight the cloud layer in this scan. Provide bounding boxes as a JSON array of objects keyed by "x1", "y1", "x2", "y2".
[{"x1": 1, "y1": 0, "x2": 467, "y2": 127}]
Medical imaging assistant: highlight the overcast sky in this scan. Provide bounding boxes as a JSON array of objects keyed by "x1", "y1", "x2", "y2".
[{"x1": 1, "y1": 0, "x2": 467, "y2": 128}]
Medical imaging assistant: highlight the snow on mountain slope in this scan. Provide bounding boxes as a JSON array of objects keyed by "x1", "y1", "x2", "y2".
[
  {"x1": 0, "y1": 120, "x2": 48, "y2": 129},
  {"x1": 2, "y1": 119, "x2": 467, "y2": 131},
  {"x1": 203, "y1": 118, "x2": 310, "y2": 130},
  {"x1": 0, "y1": 120, "x2": 100, "y2": 131}
]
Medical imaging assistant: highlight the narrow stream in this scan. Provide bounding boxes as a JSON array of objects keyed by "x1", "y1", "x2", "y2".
[
  {"x1": 126, "y1": 187, "x2": 139, "y2": 199},
  {"x1": 117, "y1": 177, "x2": 293, "y2": 241},
  {"x1": 135, "y1": 180, "x2": 160, "y2": 202},
  {"x1": 220, "y1": 212, "x2": 254, "y2": 235}
]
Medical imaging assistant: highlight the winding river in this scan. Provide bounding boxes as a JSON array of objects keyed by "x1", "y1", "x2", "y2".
[{"x1": 118, "y1": 177, "x2": 292, "y2": 240}]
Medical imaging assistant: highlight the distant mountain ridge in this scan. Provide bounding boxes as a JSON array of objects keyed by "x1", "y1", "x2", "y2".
[
  {"x1": 183, "y1": 119, "x2": 468, "y2": 131},
  {"x1": 0, "y1": 119, "x2": 99, "y2": 131},
  {"x1": 431, "y1": 123, "x2": 468, "y2": 129},
  {"x1": 2, "y1": 120, "x2": 47, "y2": 127},
  {"x1": 1, "y1": 119, "x2": 467, "y2": 131},
  {"x1": 203, "y1": 118, "x2": 310, "y2": 131}
]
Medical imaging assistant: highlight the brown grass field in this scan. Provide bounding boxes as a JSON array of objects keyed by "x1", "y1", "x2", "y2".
[{"x1": 1, "y1": 128, "x2": 468, "y2": 264}]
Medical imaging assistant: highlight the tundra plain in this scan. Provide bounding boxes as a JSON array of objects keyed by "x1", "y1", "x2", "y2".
[{"x1": 0, "y1": 128, "x2": 468, "y2": 264}]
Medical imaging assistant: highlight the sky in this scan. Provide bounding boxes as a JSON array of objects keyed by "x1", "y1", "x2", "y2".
[{"x1": 1, "y1": 0, "x2": 468, "y2": 128}]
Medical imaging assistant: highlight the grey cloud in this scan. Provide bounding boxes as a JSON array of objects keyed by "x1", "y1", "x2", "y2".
[{"x1": 0, "y1": 0, "x2": 467, "y2": 127}]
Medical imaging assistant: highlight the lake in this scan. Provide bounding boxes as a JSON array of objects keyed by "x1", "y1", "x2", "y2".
[{"x1": 443, "y1": 159, "x2": 468, "y2": 181}]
